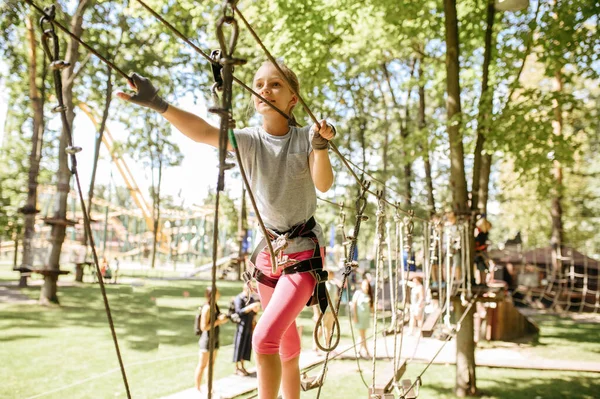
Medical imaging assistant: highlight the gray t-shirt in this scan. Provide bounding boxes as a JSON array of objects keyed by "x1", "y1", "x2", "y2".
[{"x1": 234, "y1": 125, "x2": 325, "y2": 253}]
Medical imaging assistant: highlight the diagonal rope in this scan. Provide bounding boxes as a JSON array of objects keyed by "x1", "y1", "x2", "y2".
[
  {"x1": 400, "y1": 295, "x2": 479, "y2": 399},
  {"x1": 341, "y1": 155, "x2": 408, "y2": 201},
  {"x1": 132, "y1": 0, "x2": 292, "y2": 122},
  {"x1": 24, "y1": 0, "x2": 131, "y2": 83}
]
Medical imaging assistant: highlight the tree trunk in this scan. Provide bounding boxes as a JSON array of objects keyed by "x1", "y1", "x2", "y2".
[
  {"x1": 444, "y1": 0, "x2": 476, "y2": 395},
  {"x1": 21, "y1": 14, "x2": 46, "y2": 288},
  {"x1": 42, "y1": 0, "x2": 91, "y2": 305},
  {"x1": 478, "y1": 154, "x2": 492, "y2": 214},
  {"x1": 382, "y1": 61, "x2": 415, "y2": 207},
  {"x1": 550, "y1": 69, "x2": 565, "y2": 270},
  {"x1": 418, "y1": 57, "x2": 436, "y2": 216},
  {"x1": 471, "y1": 0, "x2": 495, "y2": 213},
  {"x1": 454, "y1": 298, "x2": 477, "y2": 397},
  {"x1": 444, "y1": 0, "x2": 469, "y2": 214},
  {"x1": 86, "y1": 66, "x2": 113, "y2": 245},
  {"x1": 400, "y1": 59, "x2": 416, "y2": 208},
  {"x1": 150, "y1": 140, "x2": 163, "y2": 270}
]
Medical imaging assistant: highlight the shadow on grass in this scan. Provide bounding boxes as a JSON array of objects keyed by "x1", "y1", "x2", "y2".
[
  {"x1": 1, "y1": 279, "x2": 247, "y2": 352},
  {"x1": 422, "y1": 371, "x2": 600, "y2": 399}
]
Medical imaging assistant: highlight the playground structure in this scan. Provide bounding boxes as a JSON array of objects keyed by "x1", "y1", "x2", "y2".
[
  {"x1": 5, "y1": 184, "x2": 242, "y2": 279},
  {"x1": 490, "y1": 244, "x2": 600, "y2": 313}
]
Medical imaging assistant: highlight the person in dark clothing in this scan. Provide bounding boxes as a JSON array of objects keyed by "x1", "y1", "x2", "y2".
[
  {"x1": 232, "y1": 285, "x2": 261, "y2": 376},
  {"x1": 195, "y1": 287, "x2": 228, "y2": 392},
  {"x1": 474, "y1": 217, "x2": 492, "y2": 285}
]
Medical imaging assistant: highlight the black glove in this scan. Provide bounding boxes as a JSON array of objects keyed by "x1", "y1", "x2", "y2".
[
  {"x1": 311, "y1": 123, "x2": 336, "y2": 150},
  {"x1": 124, "y1": 73, "x2": 169, "y2": 114}
]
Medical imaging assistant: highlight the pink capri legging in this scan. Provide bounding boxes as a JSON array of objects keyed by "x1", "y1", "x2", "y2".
[{"x1": 251, "y1": 248, "x2": 324, "y2": 362}]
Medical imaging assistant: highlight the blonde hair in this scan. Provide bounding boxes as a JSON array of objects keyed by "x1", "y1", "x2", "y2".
[{"x1": 255, "y1": 60, "x2": 300, "y2": 126}]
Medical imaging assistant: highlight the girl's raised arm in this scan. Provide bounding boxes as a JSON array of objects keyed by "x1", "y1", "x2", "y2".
[{"x1": 117, "y1": 73, "x2": 222, "y2": 149}]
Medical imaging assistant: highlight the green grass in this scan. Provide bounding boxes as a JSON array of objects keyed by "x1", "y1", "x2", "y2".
[
  {"x1": 2, "y1": 261, "x2": 600, "y2": 399},
  {"x1": 1, "y1": 270, "x2": 250, "y2": 399}
]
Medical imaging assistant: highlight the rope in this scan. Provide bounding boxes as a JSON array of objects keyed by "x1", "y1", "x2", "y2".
[
  {"x1": 132, "y1": 0, "x2": 290, "y2": 122},
  {"x1": 341, "y1": 155, "x2": 408, "y2": 202},
  {"x1": 232, "y1": 5, "x2": 321, "y2": 129},
  {"x1": 314, "y1": 183, "x2": 371, "y2": 398},
  {"x1": 317, "y1": 196, "x2": 349, "y2": 209},
  {"x1": 229, "y1": 3, "x2": 429, "y2": 223},
  {"x1": 393, "y1": 212, "x2": 415, "y2": 394},
  {"x1": 306, "y1": 202, "x2": 368, "y2": 389},
  {"x1": 391, "y1": 207, "x2": 402, "y2": 392},
  {"x1": 371, "y1": 192, "x2": 386, "y2": 395},
  {"x1": 399, "y1": 295, "x2": 479, "y2": 399},
  {"x1": 24, "y1": 0, "x2": 131, "y2": 83},
  {"x1": 34, "y1": 7, "x2": 131, "y2": 398},
  {"x1": 136, "y1": 0, "x2": 430, "y2": 226},
  {"x1": 203, "y1": 5, "x2": 251, "y2": 397}
]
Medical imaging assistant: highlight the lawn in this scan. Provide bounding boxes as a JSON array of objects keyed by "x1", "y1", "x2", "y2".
[{"x1": 1, "y1": 262, "x2": 600, "y2": 399}]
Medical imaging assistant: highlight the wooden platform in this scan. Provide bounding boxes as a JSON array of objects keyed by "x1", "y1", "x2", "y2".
[
  {"x1": 161, "y1": 332, "x2": 600, "y2": 399},
  {"x1": 421, "y1": 308, "x2": 441, "y2": 338},
  {"x1": 161, "y1": 350, "x2": 325, "y2": 399}
]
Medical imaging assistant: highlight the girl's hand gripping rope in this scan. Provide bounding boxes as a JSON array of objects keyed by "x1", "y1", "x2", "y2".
[
  {"x1": 311, "y1": 119, "x2": 336, "y2": 150},
  {"x1": 116, "y1": 73, "x2": 169, "y2": 114}
]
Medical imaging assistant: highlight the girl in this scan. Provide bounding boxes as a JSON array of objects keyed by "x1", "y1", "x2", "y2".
[
  {"x1": 409, "y1": 276, "x2": 425, "y2": 335},
  {"x1": 118, "y1": 60, "x2": 335, "y2": 399},
  {"x1": 351, "y1": 278, "x2": 374, "y2": 358},
  {"x1": 195, "y1": 287, "x2": 229, "y2": 392}
]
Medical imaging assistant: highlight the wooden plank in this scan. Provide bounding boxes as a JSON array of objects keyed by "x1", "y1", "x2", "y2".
[
  {"x1": 421, "y1": 308, "x2": 441, "y2": 338},
  {"x1": 367, "y1": 386, "x2": 394, "y2": 399},
  {"x1": 401, "y1": 379, "x2": 417, "y2": 399},
  {"x1": 369, "y1": 358, "x2": 408, "y2": 393}
]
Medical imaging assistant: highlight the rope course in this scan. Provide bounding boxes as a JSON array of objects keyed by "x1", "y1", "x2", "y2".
[{"x1": 16, "y1": 1, "x2": 501, "y2": 398}]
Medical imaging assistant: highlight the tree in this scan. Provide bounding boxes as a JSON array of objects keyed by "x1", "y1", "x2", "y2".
[
  {"x1": 20, "y1": 12, "x2": 47, "y2": 288},
  {"x1": 41, "y1": 0, "x2": 92, "y2": 305}
]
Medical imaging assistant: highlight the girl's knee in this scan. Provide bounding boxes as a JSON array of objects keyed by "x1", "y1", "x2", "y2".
[{"x1": 252, "y1": 322, "x2": 279, "y2": 354}]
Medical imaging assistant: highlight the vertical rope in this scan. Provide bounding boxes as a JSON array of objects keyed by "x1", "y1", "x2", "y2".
[
  {"x1": 438, "y1": 224, "x2": 444, "y2": 313},
  {"x1": 371, "y1": 192, "x2": 385, "y2": 396},
  {"x1": 392, "y1": 206, "x2": 402, "y2": 393},
  {"x1": 444, "y1": 228, "x2": 452, "y2": 328},
  {"x1": 423, "y1": 221, "x2": 431, "y2": 301},
  {"x1": 386, "y1": 222, "x2": 395, "y2": 332}
]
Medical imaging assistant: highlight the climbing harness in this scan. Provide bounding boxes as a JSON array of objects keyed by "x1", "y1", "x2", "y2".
[{"x1": 243, "y1": 217, "x2": 330, "y2": 314}]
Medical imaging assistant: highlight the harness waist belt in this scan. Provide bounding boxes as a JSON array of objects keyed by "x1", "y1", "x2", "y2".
[{"x1": 245, "y1": 216, "x2": 328, "y2": 312}]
